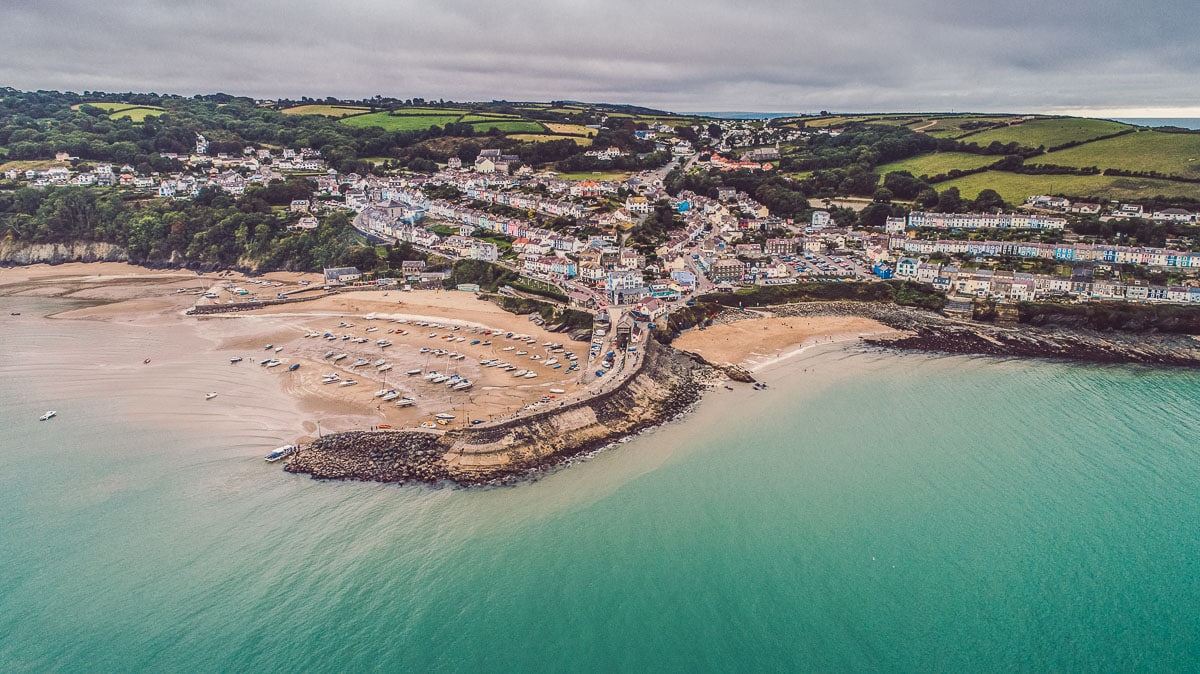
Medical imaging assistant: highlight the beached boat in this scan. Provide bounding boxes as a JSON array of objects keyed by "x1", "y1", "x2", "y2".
[
  {"x1": 39, "y1": 410, "x2": 56, "y2": 421},
  {"x1": 452, "y1": 381, "x2": 473, "y2": 391},
  {"x1": 274, "y1": 346, "x2": 283, "y2": 353},
  {"x1": 351, "y1": 359, "x2": 369, "y2": 368},
  {"x1": 432, "y1": 374, "x2": 450, "y2": 383},
  {"x1": 373, "y1": 359, "x2": 386, "y2": 367},
  {"x1": 374, "y1": 388, "x2": 391, "y2": 398},
  {"x1": 205, "y1": 392, "x2": 218, "y2": 400},
  {"x1": 549, "y1": 388, "x2": 566, "y2": 394},
  {"x1": 423, "y1": 371, "x2": 441, "y2": 380},
  {"x1": 322, "y1": 374, "x2": 341, "y2": 384},
  {"x1": 288, "y1": 363, "x2": 300, "y2": 371},
  {"x1": 406, "y1": 369, "x2": 422, "y2": 376},
  {"x1": 395, "y1": 398, "x2": 416, "y2": 407},
  {"x1": 365, "y1": 327, "x2": 378, "y2": 333},
  {"x1": 264, "y1": 444, "x2": 297, "y2": 462},
  {"x1": 545, "y1": 359, "x2": 558, "y2": 366},
  {"x1": 230, "y1": 356, "x2": 243, "y2": 363},
  {"x1": 377, "y1": 364, "x2": 392, "y2": 372},
  {"x1": 381, "y1": 391, "x2": 400, "y2": 402},
  {"x1": 264, "y1": 344, "x2": 273, "y2": 350},
  {"x1": 420, "y1": 421, "x2": 436, "y2": 429},
  {"x1": 377, "y1": 340, "x2": 391, "y2": 347},
  {"x1": 523, "y1": 371, "x2": 538, "y2": 379},
  {"x1": 333, "y1": 354, "x2": 347, "y2": 362},
  {"x1": 435, "y1": 413, "x2": 455, "y2": 420},
  {"x1": 513, "y1": 369, "x2": 528, "y2": 377},
  {"x1": 503, "y1": 346, "x2": 514, "y2": 351},
  {"x1": 339, "y1": 379, "x2": 358, "y2": 387}
]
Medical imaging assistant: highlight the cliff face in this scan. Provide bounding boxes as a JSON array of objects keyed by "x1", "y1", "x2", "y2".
[
  {"x1": 0, "y1": 240, "x2": 129, "y2": 265},
  {"x1": 284, "y1": 342, "x2": 716, "y2": 487}
]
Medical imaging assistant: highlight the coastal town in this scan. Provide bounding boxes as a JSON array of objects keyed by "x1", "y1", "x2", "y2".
[{"x1": 7, "y1": 109, "x2": 1200, "y2": 336}]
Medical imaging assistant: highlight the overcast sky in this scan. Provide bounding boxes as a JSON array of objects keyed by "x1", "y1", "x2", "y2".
[{"x1": 5, "y1": 0, "x2": 1199, "y2": 115}]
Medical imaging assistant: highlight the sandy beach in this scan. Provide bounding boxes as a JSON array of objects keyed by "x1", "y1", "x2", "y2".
[
  {"x1": 1, "y1": 263, "x2": 592, "y2": 443},
  {"x1": 672, "y1": 315, "x2": 900, "y2": 371}
]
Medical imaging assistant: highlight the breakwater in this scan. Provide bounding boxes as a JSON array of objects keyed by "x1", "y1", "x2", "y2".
[{"x1": 284, "y1": 340, "x2": 717, "y2": 486}]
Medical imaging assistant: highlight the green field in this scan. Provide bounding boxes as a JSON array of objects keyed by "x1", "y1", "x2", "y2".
[
  {"x1": 1038, "y1": 130, "x2": 1200, "y2": 177},
  {"x1": 936, "y1": 170, "x2": 1200, "y2": 204},
  {"x1": 385, "y1": 108, "x2": 470, "y2": 116},
  {"x1": 902, "y1": 115, "x2": 1018, "y2": 137},
  {"x1": 458, "y1": 113, "x2": 522, "y2": 122},
  {"x1": 280, "y1": 104, "x2": 370, "y2": 117},
  {"x1": 339, "y1": 112, "x2": 462, "y2": 131},
  {"x1": 108, "y1": 106, "x2": 163, "y2": 122},
  {"x1": 73, "y1": 102, "x2": 165, "y2": 122},
  {"x1": 958, "y1": 117, "x2": 1132, "y2": 149},
  {"x1": 467, "y1": 120, "x2": 545, "y2": 133},
  {"x1": 509, "y1": 134, "x2": 592, "y2": 146},
  {"x1": 875, "y1": 152, "x2": 1000, "y2": 179}
]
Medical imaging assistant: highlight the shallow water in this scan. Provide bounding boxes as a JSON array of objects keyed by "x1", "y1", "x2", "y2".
[{"x1": 3, "y1": 298, "x2": 1199, "y2": 671}]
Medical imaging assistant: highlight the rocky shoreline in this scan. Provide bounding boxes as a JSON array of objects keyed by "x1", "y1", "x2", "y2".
[{"x1": 284, "y1": 340, "x2": 717, "y2": 487}]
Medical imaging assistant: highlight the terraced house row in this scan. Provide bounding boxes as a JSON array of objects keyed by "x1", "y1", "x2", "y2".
[{"x1": 888, "y1": 238, "x2": 1200, "y2": 268}]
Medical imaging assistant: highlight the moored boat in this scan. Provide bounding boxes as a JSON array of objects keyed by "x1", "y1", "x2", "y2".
[
  {"x1": 39, "y1": 410, "x2": 57, "y2": 421},
  {"x1": 205, "y1": 392, "x2": 218, "y2": 400},
  {"x1": 264, "y1": 444, "x2": 297, "y2": 462}
]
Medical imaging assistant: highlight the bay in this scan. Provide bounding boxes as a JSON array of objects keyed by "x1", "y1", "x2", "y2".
[{"x1": 2, "y1": 298, "x2": 1199, "y2": 671}]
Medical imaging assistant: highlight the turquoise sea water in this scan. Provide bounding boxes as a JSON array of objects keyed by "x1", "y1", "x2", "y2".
[{"x1": 3, "y1": 297, "x2": 1200, "y2": 671}]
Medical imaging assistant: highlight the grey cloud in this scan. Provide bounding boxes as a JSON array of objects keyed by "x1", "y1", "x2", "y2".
[{"x1": 3, "y1": 0, "x2": 1198, "y2": 113}]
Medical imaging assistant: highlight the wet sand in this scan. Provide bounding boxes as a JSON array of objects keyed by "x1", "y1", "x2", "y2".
[{"x1": 1, "y1": 264, "x2": 589, "y2": 441}]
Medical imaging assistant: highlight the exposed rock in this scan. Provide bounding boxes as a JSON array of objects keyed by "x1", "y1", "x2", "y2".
[{"x1": 0, "y1": 240, "x2": 128, "y2": 265}]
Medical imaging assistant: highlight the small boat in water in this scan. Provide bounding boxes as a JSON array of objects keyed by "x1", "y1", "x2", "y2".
[
  {"x1": 265, "y1": 444, "x2": 297, "y2": 462},
  {"x1": 205, "y1": 392, "x2": 218, "y2": 400},
  {"x1": 39, "y1": 410, "x2": 57, "y2": 421}
]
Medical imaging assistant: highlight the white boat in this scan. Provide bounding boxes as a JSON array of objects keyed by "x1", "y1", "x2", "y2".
[
  {"x1": 452, "y1": 381, "x2": 473, "y2": 391},
  {"x1": 516, "y1": 350, "x2": 527, "y2": 355},
  {"x1": 381, "y1": 391, "x2": 400, "y2": 402},
  {"x1": 435, "y1": 413, "x2": 456, "y2": 420},
  {"x1": 373, "y1": 359, "x2": 387, "y2": 367},
  {"x1": 395, "y1": 398, "x2": 416, "y2": 407},
  {"x1": 205, "y1": 392, "x2": 218, "y2": 400},
  {"x1": 406, "y1": 369, "x2": 422, "y2": 376},
  {"x1": 274, "y1": 346, "x2": 283, "y2": 353},
  {"x1": 230, "y1": 356, "x2": 243, "y2": 363},
  {"x1": 513, "y1": 369, "x2": 528, "y2": 377},
  {"x1": 365, "y1": 313, "x2": 377, "y2": 320},
  {"x1": 265, "y1": 444, "x2": 297, "y2": 462},
  {"x1": 530, "y1": 355, "x2": 541, "y2": 360},
  {"x1": 324, "y1": 351, "x2": 335, "y2": 359},
  {"x1": 351, "y1": 359, "x2": 369, "y2": 368},
  {"x1": 432, "y1": 375, "x2": 450, "y2": 383},
  {"x1": 549, "y1": 388, "x2": 566, "y2": 394},
  {"x1": 365, "y1": 327, "x2": 378, "y2": 332},
  {"x1": 333, "y1": 354, "x2": 348, "y2": 362},
  {"x1": 39, "y1": 410, "x2": 56, "y2": 421},
  {"x1": 266, "y1": 360, "x2": 281, "y2": 368},
  {"x1": 545, "y1": 359, "x2": 559, "y2": 366},
  {"x1": 339, "y1": 379, "x2": 358, "y2": 387},
  {"x1": 322, "y1": 375, "x2": 341, "y2": 384},
  {"x1": 523, "y1": 372, "x2": 538, "y2": 379},
  {"x1": 377, "y1": 364, "x2": 392, "y2": 372},
  {"x1": 503, "y1": 346, "x2": 515, "y2": 351},
  {"x1": 374, "y1": 388, "x2": 391, "y2": 398},
  {"x1": 377, "y1": 340, "x2": 392, "y2": 347}
]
